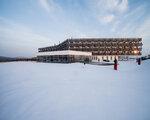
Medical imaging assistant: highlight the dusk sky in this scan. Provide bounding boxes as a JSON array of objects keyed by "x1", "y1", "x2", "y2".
[{"x1": 0, "y1": 0, "x2": 150, "y2": 57}]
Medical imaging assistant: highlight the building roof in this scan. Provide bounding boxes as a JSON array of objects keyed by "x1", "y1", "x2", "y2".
[{"x1": 67, "y1": 38, "x2": 142, "y2": 42}]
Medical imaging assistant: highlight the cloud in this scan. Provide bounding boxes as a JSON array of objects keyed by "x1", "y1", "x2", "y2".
[
  {"x1": 117, "y1": 0, "x2": 128, "y2": 13},
  {"x1": 89, "y1": 0, "x2": 128, "y2": 24},
  {"x1": 0, "y1": 17, "x2": 51, "y2": 57},
  {"x1": 110, "y1": 4, "x2": 148, "y2": 36},
  {"x1": 38, "y1": 0, "x2": 60, "y2": 13},
  {"x1": 101, "y1": 14, "x2": 115, "y2": 23},
  {"x1": 136, "y1": 18, "x2": 150, "y2": 38},
  {"x1": 100, "y1": 0, "x2": 128, "y2": 13}
]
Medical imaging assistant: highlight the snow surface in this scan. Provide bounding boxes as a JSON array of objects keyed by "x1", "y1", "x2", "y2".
[{"x1": 0, "y1": 61, "x2": 150, "y2": 120}]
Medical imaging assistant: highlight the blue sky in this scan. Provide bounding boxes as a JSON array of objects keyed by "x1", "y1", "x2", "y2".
[{"x1": 0, "y1": 0, "x2": 150, "y2": 57}]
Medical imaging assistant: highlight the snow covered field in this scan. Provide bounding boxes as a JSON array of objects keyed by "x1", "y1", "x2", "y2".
[{"x1": 0, "y1": 61, "x2": 150, "y2": 120}]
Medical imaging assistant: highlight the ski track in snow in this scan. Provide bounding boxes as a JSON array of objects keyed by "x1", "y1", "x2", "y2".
[{"x1": 0, "y1": 61, "x2": 150, "y2": 120}]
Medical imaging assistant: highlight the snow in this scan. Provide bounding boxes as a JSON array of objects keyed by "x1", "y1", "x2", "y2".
[{"x1": 0, "y1": 61, "x2": 150, "y2": 120}]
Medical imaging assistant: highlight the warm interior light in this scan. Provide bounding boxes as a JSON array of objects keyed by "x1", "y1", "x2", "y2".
[{"x1": 133, "y1": 50, "x2": 138, "y2": 54}]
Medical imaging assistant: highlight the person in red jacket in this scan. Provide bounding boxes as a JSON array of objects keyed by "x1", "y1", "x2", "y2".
[{"x1": 114, "y1": 58, "x2": 118, "y2": 70}]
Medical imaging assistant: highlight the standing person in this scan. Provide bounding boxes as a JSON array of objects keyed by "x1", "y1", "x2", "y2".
[
  {"x1": 138, "y1": 58, "x2": 141, "y2": 65},
  {"x1": 114, "y1": 58, "x2": 118, "y2": 70},
  {"x1": 84, "y1": 59, "x2": 86, "y2": 65}
]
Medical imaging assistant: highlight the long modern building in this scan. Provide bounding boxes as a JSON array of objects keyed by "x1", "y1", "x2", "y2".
[{"x1": 37, "y1": 38, "x2": 142, "y2": 63}]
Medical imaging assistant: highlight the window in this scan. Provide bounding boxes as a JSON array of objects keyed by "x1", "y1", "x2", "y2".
[{"x1": 110, "y1": 56, "x2": 112, "y2": 60}]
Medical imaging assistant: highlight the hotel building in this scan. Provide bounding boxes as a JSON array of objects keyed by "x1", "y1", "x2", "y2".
[{"x1": 37, "y1": 38, "x2": 142, "y2": 63}]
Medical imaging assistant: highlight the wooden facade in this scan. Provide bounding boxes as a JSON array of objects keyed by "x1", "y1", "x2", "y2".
[{"x1": 38, "y1": 38, "x2": 142, "y2": 56}]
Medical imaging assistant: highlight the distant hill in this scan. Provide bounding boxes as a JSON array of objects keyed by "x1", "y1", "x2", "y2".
[
  {"x1": 0, "y1": 56, "x2": 16, "y2": 62},
  {"x1": 0, "y1": 56, "x2": 37, "y2": 62}
]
